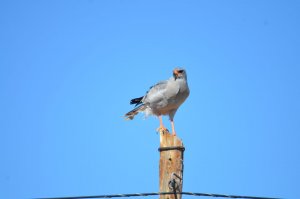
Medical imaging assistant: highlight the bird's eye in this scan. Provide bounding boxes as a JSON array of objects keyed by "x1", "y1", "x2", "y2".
[{"x1": 178, "y1": 70, "x2": 184, "y2": 73}]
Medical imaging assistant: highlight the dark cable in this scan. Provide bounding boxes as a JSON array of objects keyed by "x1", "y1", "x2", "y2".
[
  {"x1": 35, "y1": 191, "x2": 281, "y2": 199},
  {"x1": 158, "y1": 146, "x2": 185, "y2": 152}
]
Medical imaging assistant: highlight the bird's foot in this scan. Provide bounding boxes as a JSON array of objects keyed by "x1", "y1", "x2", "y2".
[
  {"x1": 156, "y1": 126, "x2": 169, "y2": 134},
  {"x1": 171, "y1": 132, "x2": 177, "y2": 136}
]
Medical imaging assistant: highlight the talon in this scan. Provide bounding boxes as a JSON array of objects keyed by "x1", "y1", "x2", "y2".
[
  {"x1": 157, "y1": 126, "x2": 169, "y2": 134},
  {"x1": 157, "y1": 116, "x2": 170, "y2": 134}
]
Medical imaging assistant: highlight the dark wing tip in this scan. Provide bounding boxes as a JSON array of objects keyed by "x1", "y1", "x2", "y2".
[{"x1": 130, "y1": 96, "x2": 143, "y2": 106}]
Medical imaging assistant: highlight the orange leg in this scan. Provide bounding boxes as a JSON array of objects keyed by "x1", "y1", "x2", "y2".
[
  {"x1": 170, "y1": 119, "x2": 176, "y2": 136},
  {"x1": 157, "y1": 116, "x2": 169, "y2": 133}
]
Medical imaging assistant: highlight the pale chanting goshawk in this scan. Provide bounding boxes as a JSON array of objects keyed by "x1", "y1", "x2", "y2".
[{"x1": 124, "y1": 68, "x2": 190, "y2": 136}]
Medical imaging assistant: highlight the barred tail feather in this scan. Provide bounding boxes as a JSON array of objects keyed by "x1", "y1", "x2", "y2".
[{"x1": 124, "y1": 104, "x2": 146, "y2": 120}]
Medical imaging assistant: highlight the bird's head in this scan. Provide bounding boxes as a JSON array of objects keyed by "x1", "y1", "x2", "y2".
[{"x1": 173, "y1": 67, "x2": 187, "y2": 80}]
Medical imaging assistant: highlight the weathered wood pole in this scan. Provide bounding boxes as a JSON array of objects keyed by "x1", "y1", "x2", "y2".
[{"x1": 159, "y1": 130, "x2": 185, "y2": 199}]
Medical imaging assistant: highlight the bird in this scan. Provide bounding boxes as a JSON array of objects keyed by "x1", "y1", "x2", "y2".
[{"x1": 124, "y1": 68, "x2": 190, "y2": 136}]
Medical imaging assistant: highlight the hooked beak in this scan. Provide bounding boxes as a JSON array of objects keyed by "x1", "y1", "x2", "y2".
[{"x1": 173, "y1": 69, "x2": 179, "y2": 80}]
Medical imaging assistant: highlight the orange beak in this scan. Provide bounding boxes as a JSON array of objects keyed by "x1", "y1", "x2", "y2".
[{"x1": 173, "y1": 69, "x2": 179, "y2": 78}]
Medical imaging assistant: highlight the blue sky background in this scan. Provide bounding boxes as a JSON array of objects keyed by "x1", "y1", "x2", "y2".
[{"x1": 1, "y1": 1, "x2": 300, "y2": 199}]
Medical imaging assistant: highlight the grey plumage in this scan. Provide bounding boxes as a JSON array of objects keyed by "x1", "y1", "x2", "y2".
[{"x1": 124, "y1": 68, "x2": 189, "y2": 136}]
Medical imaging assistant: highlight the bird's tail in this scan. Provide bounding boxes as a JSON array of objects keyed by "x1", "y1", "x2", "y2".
[{"x1": 124, "y1": 104, "x2": 146, "y2": 120}]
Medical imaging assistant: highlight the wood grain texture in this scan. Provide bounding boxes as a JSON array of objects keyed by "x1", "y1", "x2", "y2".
[{"x1": 159, "y1": 131, "x2": 184, "y2": 199}]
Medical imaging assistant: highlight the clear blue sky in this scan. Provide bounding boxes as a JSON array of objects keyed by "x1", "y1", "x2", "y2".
[{"x1": 1, "y1": 1, "x2": 299, "y2": 199}]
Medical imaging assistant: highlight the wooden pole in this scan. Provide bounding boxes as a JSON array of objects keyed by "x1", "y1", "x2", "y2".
[{"x1": 159, "y1": 130, "x2": 184, "y2": 199}]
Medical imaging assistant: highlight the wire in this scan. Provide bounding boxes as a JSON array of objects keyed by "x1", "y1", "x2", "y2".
[
  {"x1": 36, "y1": 191, "x2": 281, "y2": 199},
  {"x1": 158, "y1": 146, "x2": 185, "y2": 152}
]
